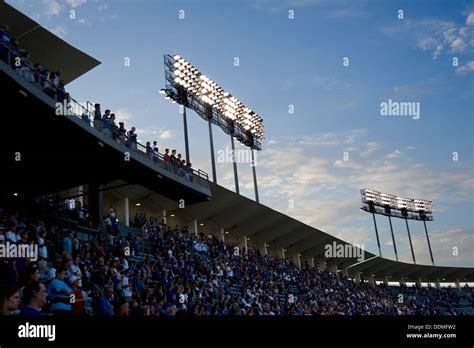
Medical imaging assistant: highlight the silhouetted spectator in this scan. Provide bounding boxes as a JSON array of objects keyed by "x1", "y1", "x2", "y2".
[{"x1": 94, "y1": 103, "x2": 102, "y2": 131}]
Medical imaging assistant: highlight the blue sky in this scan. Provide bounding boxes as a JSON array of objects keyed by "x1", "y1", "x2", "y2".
[{"x1": 7, "y1": 0, "x2": 474, "y2": 267}]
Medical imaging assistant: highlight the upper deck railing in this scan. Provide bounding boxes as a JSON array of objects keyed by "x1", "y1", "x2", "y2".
[{"x1": 0, "y1": 41, "x2": 210, "y2": 189}]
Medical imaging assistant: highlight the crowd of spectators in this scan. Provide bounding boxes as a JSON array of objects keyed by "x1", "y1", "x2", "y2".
[
  {"x1": 1, "y1": 24, "x2": 67, "y2": 102},
  {"x1": 1, "y1": 207, "x2": 472, "y2": 317},
  {"x1": 84, "y1": 103, "x2": 194, "y2": 181},
  {"x1": 2, "y1": 23, "x2": 197, "y2": 184}
]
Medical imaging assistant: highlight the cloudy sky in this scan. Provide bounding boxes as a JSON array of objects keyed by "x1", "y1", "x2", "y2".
[{"x1": 7, "y1": 0, "x2": 474, "y2": 267}]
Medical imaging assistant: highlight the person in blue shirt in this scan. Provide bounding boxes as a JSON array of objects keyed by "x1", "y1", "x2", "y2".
[
  {"x1": 102, "y1": 109, "x2": 111, "y2": 131},
  {"x1": 63, "y1": 231, "x2": 73, "y2": 257},
  {"x1": 81, "y1": 111, "x2": 90, "y2": 126},
  {"x1": 19, "y1": 281, "x2": 48, "y2": 316},
  {"x1": 98, "y1": 286, "x2": 115, "y2": 316},
  {"x1": 47, "y1": 267, "x2": 72, "y2": 315},
  {"x1": 0, "y1": 24, "x2": 11, "y2": 63}
]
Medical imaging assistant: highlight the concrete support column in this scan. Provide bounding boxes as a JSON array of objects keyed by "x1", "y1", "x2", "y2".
[
  {"x1": 88, "y1": 183, "x2": 103, "y2": 226},
  {"x1": 78, "y1": 186, "x2": 84, "y2": 205},
  {"x1": 435, "y1": 279, "x2": 441, "y2": 290},
  {"x1": 318, "y1": 261, "x2": 326, "y2": 272},
  {"x1": 123, "y1": 197, "x2": 129, "y2": 227},
  {"x1": 297, "y1": 254, "x2": 301, "y2": 269},
  {"x1": 455, "y1": 279, "x2": 460, "y2": 289},
  {"x1": 416, "y1": 278, "x2": 422, "y2": 288},
  {"x1": 220, "y1": 228, "x2": 225, "y2": 242},
  {"x1": 399, "y1": 276, "x2": 406, "y2": 287},
  {"x1": 311, "y1": 258, "x2": 315, "y2": 268},
  {"x1": 162, "y1": 209, "x2": 167, "y2": 225},
  {"x1": 368, "y1": 275, "x2": 375, "y2": 287},
  {"x1": 193, "y1": 220, "x2": 198, "y2": 235},
  {"x1": 341, "y1": 268, "x2": 348, "y2": 277},
  {"x1": 328, "y1": 264, "x2": 337, "y2": 274},
  {"x1": 354, "y1": 271, "x2": 361, "y2": 284},
  {"x1": 384, "y1": 275, "x2": 389, "y2": 286},
  {"x1": 263, "y1": 242, "x2": 268, "y2": 256},
  {"x1": 281, "y1": 248, "x2": 286, "y2": 259},
  {"x1": 244, "y1": 236, "x2": 248, "y2": 255}
]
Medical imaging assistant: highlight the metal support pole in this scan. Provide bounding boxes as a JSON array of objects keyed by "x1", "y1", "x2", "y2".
[
  {"x1": 251, "y1": 149, "x2": 259, "y2": 203},
  {"x1": 230, "y1": 134, "x2": 239, "y2": 194},
  {"x1": 372, "y1": 212, "x2": 382, "y2": 257},
  {"x1": 208, "y1": 118, "x2": 217, "y2": 183},
  {"x1": 388, "y1": 215, "x2": 399, "y2": 262},
  {"x1": 182, "y1": 106, "x2": 190, "y2": 163},
  {"x1": 423, "y1": 220, "x2": 435, "y2": 266},
  {"x1": 405, "y1": 218, "x2": 416, "y2": 264}
]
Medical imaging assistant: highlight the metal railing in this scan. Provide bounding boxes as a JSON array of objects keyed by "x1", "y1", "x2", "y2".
[{"x1": 0, "y1": 41, "x2": 210, "y2": 188}]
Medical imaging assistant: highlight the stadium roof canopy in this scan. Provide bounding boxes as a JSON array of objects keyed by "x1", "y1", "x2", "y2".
[{"x1": 0, "y1": 0, "x2": 101, "y2": 84}]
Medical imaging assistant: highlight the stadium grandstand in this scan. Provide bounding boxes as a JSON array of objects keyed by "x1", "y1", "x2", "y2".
[{"x1": 0, "y1": 0, "x2": 473, "y2": 318}]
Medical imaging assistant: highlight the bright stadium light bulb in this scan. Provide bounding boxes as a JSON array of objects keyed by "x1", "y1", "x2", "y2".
[
  {"x1": 201, "y1": 95, "x2": 214, "y2": 105},
  {"x1": 173, "y1": 54, "x2": 181, "y2": 60}
]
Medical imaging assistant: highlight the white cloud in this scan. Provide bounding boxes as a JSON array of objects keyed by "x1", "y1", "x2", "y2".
[
  {"x1": 399, "y1": 228, "x2": 474, "y2": 267},
  {"x1": 292, "y1": 129, "x2": 366, "y2": 147},
  {"x1": 77, "y1": 18, "x2": 92, "y2": 27},
  {"x1": 114, "y1": 108, "x2": 133, "y2": 122},
  {"x1": 252, "y1": 0, "x2": 368, "y2": 18},
  {"x1": 382, "y1": 16, "x2": 474, "y2": 60},
  {"x1": 386, "y1": 150, "x2": 401, "y2": 159},
  {"x1": 333, "y1": 159, "x2": 361, "y2": 170},
  {"x1": 97, "y1": 3, "x2": 109, "y2": 11},
  {"x1": 360, "y1": 142, "x2": 381, "y2": 158},
  {"x1": 42, "y1": 0, "x2": 61, "y2": 17},
  {"x1": 159, "y1": 130, "x2": 174, "y2": 139},
  {"x1": 66, "y1": 0, "x2": 87, "y2": 8},
  {"x1": 456, "y1": 60, "x2": 474, "y2": 74},
  {"x1": 466, "y1": 11, "x2": 474, "y2": 25}
]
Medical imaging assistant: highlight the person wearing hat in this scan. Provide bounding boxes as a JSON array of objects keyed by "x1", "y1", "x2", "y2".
[{"x1": 69, "y1": 275, "x2": 86, "y2": 315}]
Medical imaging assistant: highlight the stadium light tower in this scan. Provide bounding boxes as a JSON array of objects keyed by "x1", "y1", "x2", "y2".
[
  {"x1": 160, "y1": 54, "x2": 264, "y2": 198},
  {"x1": 360, "y1": 189, "x2": 434, "y2": 266}
]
